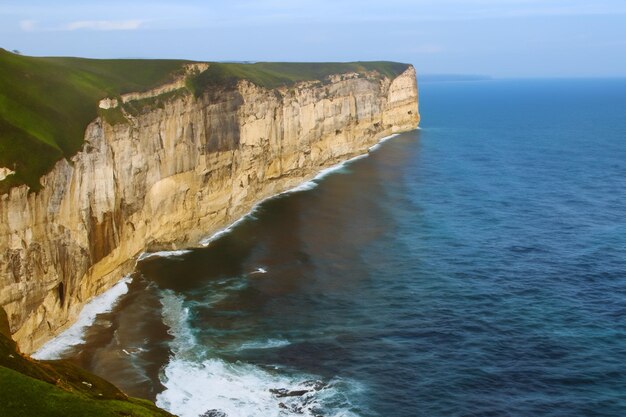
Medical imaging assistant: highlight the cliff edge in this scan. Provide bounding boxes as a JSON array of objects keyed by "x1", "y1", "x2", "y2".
[{"x1": 0, "y1": 56, "x2": 419, "y2": 353}]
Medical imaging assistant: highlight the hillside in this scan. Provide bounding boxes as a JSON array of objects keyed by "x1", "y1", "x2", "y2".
[
  {"x1": 0, "y1": 49, "x2": 410, "y2": 192},
  {"x1": 0, "y1": 307, "x2": 174, "y2": 417}
]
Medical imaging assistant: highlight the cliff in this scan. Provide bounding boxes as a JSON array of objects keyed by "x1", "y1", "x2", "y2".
[{"x1": 0, "y1": 61, "x2": 419, "y2": 353}]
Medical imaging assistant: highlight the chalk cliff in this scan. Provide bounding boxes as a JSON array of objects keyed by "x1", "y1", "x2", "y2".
[{"x1": 0, "y1": 65, "x2": 419, "y2": 353}]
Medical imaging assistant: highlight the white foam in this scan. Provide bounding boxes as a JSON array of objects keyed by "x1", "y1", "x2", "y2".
[
  {"x1": 137, "y1": 249, "x2": 193, "y2": 262},
  {"x1": 368, "y1": 133, "x2": 400, "y2": 151},
  {"x1": 157, "y1": 357, "x2": 365, "y2": 417},
  {"x1": 157, "y1": 288, "x2": 363, "y2": 417},
  {"x1": 158, "y1": 358, "x2": 334, "y2": 417},
  {"x1": 32, "y1": 276, "x2": 133, "y2": 360},
  {"x1": 250, "y1": 267, "x2": 268, "y2": 275},
  {"x1": 284, "y1": 180, "x2": 319, "y2": 193},
  {"x1": 200, "y1": 214, "x2": 252, "y2": 246},
  {"x1": 160, "y1": 289, "x2": 197, "y2": 358},
  {"x1": 200, "y1": 133, "x2": 401, "y2": 247},
  {"x1": 237, "y1": 338, "x2": 290, "y2": 351}
]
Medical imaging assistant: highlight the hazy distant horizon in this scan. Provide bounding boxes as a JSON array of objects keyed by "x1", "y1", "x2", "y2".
[{"x1": 2, "y1": 0, "x2": 625, "y2": 78}]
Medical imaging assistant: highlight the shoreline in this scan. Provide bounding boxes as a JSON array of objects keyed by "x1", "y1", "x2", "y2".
[
  {"x1": 32, "y1": 276, "x2": 133, "y2": 359},
  {"x1": 32, "y1": 131, "x2": 407, "y2": 360}
]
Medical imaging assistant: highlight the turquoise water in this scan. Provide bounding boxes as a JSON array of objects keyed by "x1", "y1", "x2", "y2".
[{"x1": 71, "y1": 79, "x2": 626, "y2": 417}]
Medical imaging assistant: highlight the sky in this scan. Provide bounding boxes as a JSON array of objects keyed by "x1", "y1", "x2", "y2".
[{"x1": 1, "y1": 0, "x2": 626, "y2": 77}]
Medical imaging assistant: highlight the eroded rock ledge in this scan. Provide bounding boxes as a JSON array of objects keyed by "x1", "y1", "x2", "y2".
[{"x1": 0, "y1": 66, "x2": 419, "y2": 353}]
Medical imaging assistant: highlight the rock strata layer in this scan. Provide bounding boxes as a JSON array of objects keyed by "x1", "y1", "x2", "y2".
[{"x1": 0, "y1": 66, "x2": 419, "y2": 353}]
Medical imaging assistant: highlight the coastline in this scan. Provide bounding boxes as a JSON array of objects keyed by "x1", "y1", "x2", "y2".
[
  {"x1": 32, "y1": 276, "x2": 133, "y2": 359},
  {"x1": 32, "y1": 131, "x2": 408, "y2": 360},
  {"x1": 2, "y1": 63, "x2": 419, "y2": 354}
]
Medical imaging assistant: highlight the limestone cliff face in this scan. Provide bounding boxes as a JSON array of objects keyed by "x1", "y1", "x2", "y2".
[{"x1": 0, "y1": 66, "x2": 419, "y2": 353}]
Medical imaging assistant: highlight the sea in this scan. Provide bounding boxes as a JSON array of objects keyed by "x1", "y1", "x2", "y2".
[{"x1": 34, "y1": 78, "x2": 626, "y2": 417}]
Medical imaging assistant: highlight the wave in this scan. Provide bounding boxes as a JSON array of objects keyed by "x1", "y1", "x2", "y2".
[
  {"x1": 368, "y1": 133, "x2": 400, "y2": 151},
  {"x1": 156, "y1": 358, "x2": 363, "y2": 417},
  {"x1": 200, "y1": 214, "x2": 253, "y2": 246},
  {"x1": 159, "y1": 289, "x2": 197, "y2": 358},
  {"x1": 156, "y1": 289, "x2": 364, "y2": 417},
  {"x1": 137, "y1": 249, "x2": 193, "y2": 262},
  {"x1": 236, "y1": 338, "x2": 291, "y2": 351},
  {"x1": 32, "y1": 276, "x2": 133, "y2": 360}
]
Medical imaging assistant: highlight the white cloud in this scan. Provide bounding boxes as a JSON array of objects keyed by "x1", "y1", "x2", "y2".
[
  {"x1": 64, "y1": 19, "x2": 144, "y2": 31},
  {"x1": 19, "y1": 19, "x2": 37, "y2": 31},
  {"x1": 18, "y1": 18, "x2": 144, "y2": 32}
]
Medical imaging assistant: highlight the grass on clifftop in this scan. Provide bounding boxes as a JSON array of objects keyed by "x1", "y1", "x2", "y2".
[
  {"x1": 0, "y1": 48, "x2": 410, "y2": 192},
  {"x1": 0, "y1": 307, "x2": 174, "y2": 417},
  {"x1": 185, "y1": 61, "x2": 410, "y2": 93},
  {"x1": 0, "y1": 48, "x2": 189, "y2": 192}
]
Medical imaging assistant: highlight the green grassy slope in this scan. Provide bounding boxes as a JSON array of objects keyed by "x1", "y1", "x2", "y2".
[
  {"x1": 0, "y1": 48, "x2": 189, "y2": 192},
  {"x1": 0, "y1": 307, "x2": 174, "y2": 417},
  {"x1": 0, "y1": 49, "x2": 410, "y2": 192}
]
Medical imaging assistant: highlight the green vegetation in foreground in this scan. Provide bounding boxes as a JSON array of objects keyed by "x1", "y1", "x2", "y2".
[
  {"x1": 0, "y1": 307, "x2": 174, "y2": 417},
  {"x1": 0, "y1": 48, "x2": 410, "y2": 192},
  {"x1": 185, "y1": 61, "x2": 410, "y2": 94}
]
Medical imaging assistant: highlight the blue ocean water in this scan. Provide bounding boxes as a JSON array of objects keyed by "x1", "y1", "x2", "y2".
[{"x1": 70, "y1": 78, "x2": 626, "y2": 417}]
